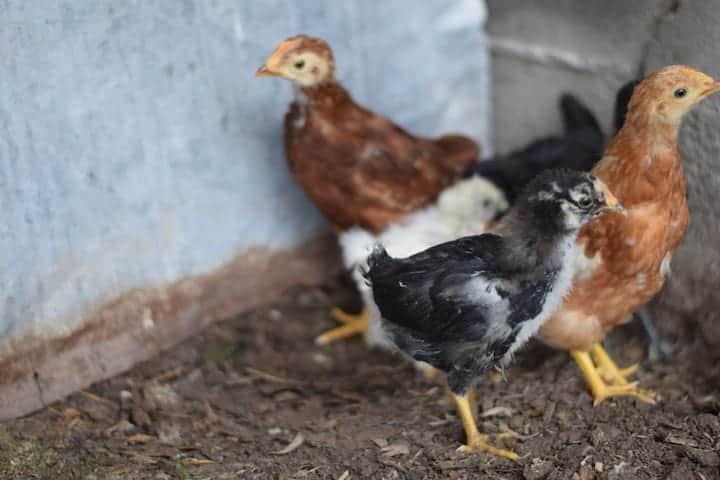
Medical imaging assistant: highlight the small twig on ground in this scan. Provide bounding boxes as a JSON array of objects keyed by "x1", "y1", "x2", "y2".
[
  {"x1": 245, "y1": 367, "x2": 301, "y2": 384},
  {"x1": 151, "y1": 367, "x2": 185, "y2": 384},
  {"x1": 80, "y1": 390, "x2": 118, "y2": 407}
]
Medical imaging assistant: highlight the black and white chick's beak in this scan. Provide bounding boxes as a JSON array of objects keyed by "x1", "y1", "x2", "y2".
[{"x1": 595, "y1": 181, "x2": 627, "y2": 216}]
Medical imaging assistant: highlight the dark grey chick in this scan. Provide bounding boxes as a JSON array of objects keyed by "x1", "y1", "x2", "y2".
[
  {"x1": 466, "y1": 94, "x2": 604, "y2": 202},
  {"x1": 364, "y1": 169, "x2": 625, "y2": 459}
]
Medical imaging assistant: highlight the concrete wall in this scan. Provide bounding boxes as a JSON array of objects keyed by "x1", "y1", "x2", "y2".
[
  {"x1": 0, "y1": 1, "x2": 490, "y2": 417},
  {"x1": 487, "y1": 0, "x2": 720, "y2": 341}
]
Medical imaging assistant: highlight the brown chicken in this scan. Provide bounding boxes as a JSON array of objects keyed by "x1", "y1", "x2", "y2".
[
  {"x1": 540, "y1": 65, "x2": 720, "y2": 404},
  {"x1": 257, "y1": 35, "x2": 478, "y2": 344}
]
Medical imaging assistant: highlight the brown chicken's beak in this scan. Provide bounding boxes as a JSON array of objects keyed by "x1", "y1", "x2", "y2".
[
  {"x1": 701, "y1": 80, "x2": 720, "y2": 97},
  {"x1": 255, "y1": 64, "x2": 280, "y2": 77}
]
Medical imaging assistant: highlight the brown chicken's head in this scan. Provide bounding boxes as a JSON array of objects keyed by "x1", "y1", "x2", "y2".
[
  {"x1": 627, "y1": 65, "x2": 720, "y2": 125},
  {"x1": 256, "y1": 35, "x2": 335, "y2": 87}
]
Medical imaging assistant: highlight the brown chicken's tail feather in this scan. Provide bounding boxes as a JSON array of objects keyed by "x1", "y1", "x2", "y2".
[{"x1": 434, "y1": 134, "x2": 480, "y2": 171}]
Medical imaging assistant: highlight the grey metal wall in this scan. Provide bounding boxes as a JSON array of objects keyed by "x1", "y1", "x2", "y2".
[{"x1": 0, "y1": 2, "x2": 490, "y2": 353}]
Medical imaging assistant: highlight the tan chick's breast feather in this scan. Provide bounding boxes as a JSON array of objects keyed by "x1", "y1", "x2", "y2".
[{"x1": 541, "y1": 194, "x2": 686, "y2": 351}]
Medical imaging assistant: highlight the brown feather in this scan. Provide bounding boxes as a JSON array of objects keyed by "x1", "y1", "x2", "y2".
[{"x1": 285, "y1": 81, "x2": 479, "y2": 233}]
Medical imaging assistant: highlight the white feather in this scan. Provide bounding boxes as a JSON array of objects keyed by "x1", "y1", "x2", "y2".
[{"x1": 502, "y1": 237, "x2": 580, "y2": 364}]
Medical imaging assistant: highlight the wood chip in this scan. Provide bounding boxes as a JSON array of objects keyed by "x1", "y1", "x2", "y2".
[
  {"x1": 131, "y1": 406, "x2": 153, "y2": 429},
  {"x1": 272, "y1": 433, "x2": 304, "y2": 455},
  {"x1": 127, "y1": 434, "x2": 155, "y2": 444},
  {"x1": 182, "y1": 458, "x2": 215, "y2": 466},
  {"x1": 105, "y1": 420, "x2": 136, "y2": 436},
  {"x1": 337, "y1": 470, "x2": 350, "y2": 480},
  {"x1": 205, "y1": 401, "x2": 219, "y2": 423},
  {"x1": 80, "y1": 390, "x2": 117, "y2": 407},
  {"x1": 67, "y1": 417, "x2": 83, "y2": 429},
  {"x1": 408, "y1": 448, "x2": 424, "y2": 465},
  {"x1": 665, "y1": 434, "x2": 698, "y2": 447},
  {"x1": 318, "y1": 418, "x2": 338, "y2": 431},
  {"x1": 381, "y1": 441, "x2": 410, "y2": 457},
  {"x1": 151, "y1": 367, "x2": 185, "y2": 384},
  {"x1": 62, "y1": 407, "x2": 84, "y2": 418},
  {"x1": 246, "y1": 367, "x2": 300, "y2": 384},
  {"x1": 372, "y1": 437, "x2": 389, "y2": 448},
  {"x1": 480, "y1": 406, "x2": 513, "y2": 418}
]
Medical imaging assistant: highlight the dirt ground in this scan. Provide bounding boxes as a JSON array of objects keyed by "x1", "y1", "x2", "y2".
[{"x1": 2, "y1": 278, "x2": 720, "y2": 480}]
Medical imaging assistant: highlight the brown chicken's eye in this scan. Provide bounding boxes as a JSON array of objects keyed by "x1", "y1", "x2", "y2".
[
  {"x1": 294, "y1": 60, "x2": 305, "y2": 70},
  {"x1": 674, "y1": 88, "x2": 687, "y2": 98}
]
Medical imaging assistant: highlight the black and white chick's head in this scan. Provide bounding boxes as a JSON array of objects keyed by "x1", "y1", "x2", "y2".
[{"x1": 511, "y1": 169, "x2": 625, "y2": 235}]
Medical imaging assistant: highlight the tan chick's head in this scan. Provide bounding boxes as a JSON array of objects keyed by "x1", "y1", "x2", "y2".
[
  {"x1": 256, "y1": 35, "x2": 335, "y2": 87},
  {"x1": 628, "y1": 65, "x2": 720, "y2": 125}
]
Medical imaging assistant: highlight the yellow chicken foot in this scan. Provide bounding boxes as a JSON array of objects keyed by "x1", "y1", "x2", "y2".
[
  {"x1": 452, "y1": 391, "x2": 518, "y2": 460},
  {"x1": 571, "y1": 350, "x2": 656, "y2": 406},
  {"x1": 314, "y1": 307, "x2": 369, "y2": 346},
  {"x1": 468, "y1": 386, "x2": 479, "y2": 422},
  {"x1": 590, "y1": 343, "x2": 638, "y2": 384}
]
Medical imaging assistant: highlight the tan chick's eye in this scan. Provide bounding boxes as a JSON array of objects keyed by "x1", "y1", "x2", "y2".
[
  {"x1": 294, "y1": 60, "x2": 305, "y2": 70},
  {"x1": 674, "y1": 88, "x2": 687, "y2": 98}
]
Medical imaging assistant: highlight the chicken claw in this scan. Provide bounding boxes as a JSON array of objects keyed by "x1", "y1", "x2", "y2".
[
  {"x1": 591, "y1": 343, "x2": 639, "y2": 384},
  {"x1": 453, "y1": 393, "x2": 518, "y2": 460},
  {"x1": 314, "y1": 307, "x2": 369, "y2": 345},
  {"x1": 571, "y1": 349, "x2": 656, "y2": 406}
]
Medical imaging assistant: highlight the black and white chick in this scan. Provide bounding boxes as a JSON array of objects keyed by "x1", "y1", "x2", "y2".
[{"x1": 364, "y1": 169, "x2": 625, "y2": 459}]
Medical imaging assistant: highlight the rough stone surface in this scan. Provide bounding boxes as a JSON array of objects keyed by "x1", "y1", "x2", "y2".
[
  {"x1": 487, "y1": 0, "x2": 671, "y2": 151},
  {"x1": 643, "y1": 1, "x2": 720, "y2": 345},
  {"x1": 487, "y1": 0, "x2": 720, "y2": 345},
  {"x1": 0, "y1": 3, "x2": 490, "y2": 355}
]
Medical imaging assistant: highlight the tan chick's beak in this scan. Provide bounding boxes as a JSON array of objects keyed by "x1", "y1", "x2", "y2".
[
  {"x1": 701, "y1": 80, "x2": 720, "y2": 97},
  {"x1": 255, "y1": 64, "x2": 280, "y2": 77}
]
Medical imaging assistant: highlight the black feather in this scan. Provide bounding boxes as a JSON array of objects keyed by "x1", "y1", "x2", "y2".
[
  {"x1": 613, "y1": 79, "x2": 640, "y2": 133},
  {"x1": 465, "y1": 82, "x2": 638, "y2": 204},
  {"x1": 465, "y1": 94, "x2": 604, "y2": 201}
]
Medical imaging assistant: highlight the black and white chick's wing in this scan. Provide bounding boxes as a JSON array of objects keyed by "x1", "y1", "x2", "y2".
[
  {"x1": 366, "y1": 234, "x2": 562, "y2": 395},
  {"x1": 365, "y1": 169, "x2": 625, "y2": 395}
]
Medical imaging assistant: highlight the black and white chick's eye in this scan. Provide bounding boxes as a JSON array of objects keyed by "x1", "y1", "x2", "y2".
[
  {"x1": 674, "y1": 87, "x2": 687, "y2": 98},
  {"x1": 294, "y1": 60, "x2": 305, "y2": 70},
  {"x1": 577, "y1": 197, "x2": 593, "y2": 209}
]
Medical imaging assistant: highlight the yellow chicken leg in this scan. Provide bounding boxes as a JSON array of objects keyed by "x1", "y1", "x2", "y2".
[
  {"x1": 314, "y1": 307, "x2": 369, "y2": 345},
  {"x1": 591, "y1": 343, "x2": 638, "y2": 384},
  {"x1": 571, "y1": 349, "x2": 656, "y2": 406},
  {"x1": 453, "y1": 391, "x2": 518, "y2": 460}
]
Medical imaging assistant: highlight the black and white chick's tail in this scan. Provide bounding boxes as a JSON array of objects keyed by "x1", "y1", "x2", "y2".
[{"x1": 363, "y1": 245, "x2": 442, "y2": 365}]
